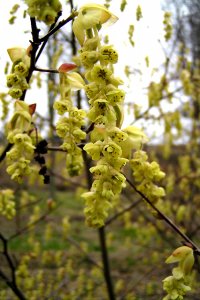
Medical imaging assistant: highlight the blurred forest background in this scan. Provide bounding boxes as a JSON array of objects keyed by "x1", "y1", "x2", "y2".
[{"x1": 0, "y1": 0, "x2": 200, "y2": 299}]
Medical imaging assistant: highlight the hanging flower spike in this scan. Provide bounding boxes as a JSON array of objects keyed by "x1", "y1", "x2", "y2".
[
  {"x1": 24, "y1": 0, "x2": 62, "y2": 25},
  {"x1": 54, "y1": 63, "x2": 86, "y2": 176},
  {"x1": 73, "y1": 4, "x2": 118, "y2": 45},
  {"x1": 163, "y1": 246, "x2": 194, "y2": 299},
  {"x1": 7, "y1": 47, "x2": 30, "y2": 99},
  {"x1": 6, "y1": 100, "x2": 36, "y2": 183}
]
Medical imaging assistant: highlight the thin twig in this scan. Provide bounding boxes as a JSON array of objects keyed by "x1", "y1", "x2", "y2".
[
  {"x1": 34, "y1": 67, "x2": 59, "y2": 73},
  {"x1": 49, "y1": 169, "x2": 87, "y2": 189},
  {"x1": 105, "y1": 199, "x2": 141, "y2": 226},
  {"x1": 47, "y1": 146, "x2": 66, "y2": 152},
  {"x1": 35, "y1": 11, "x2": 62, "y2": 62},
  {"x1": 39, "y1": 12, "x2": 78, "y2": 43},
  {"x1": 8, "y1": 205, "x2": 59, "y2": 241},
  {"x1": 0, "y1": 234, "x2": 27, "y2": 300},
  {"x1": 126, "y1": 177, "x2": 200, "y2": 254},
  {"x1": 119, "y1": 266, "x2": 156, "y2": 300},
  {"x1": 66, "y1": 236, "x2": 102, "y2": 269}
]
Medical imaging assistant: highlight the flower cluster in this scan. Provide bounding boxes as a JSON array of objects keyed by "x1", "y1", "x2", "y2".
[
  {"x1": 0, "y1": 93, "x2": 9, "y2": 121},
  {"x1": 128, "y1": 24, "x2": 135, "y2": 47},
  {"x1": 56, "y1": 107, "x2": 86, "y2": 176},
  {"x1": 72, "y1": 4, "x2": 149, "y2": 227},
  {"x1": 7, "y1": 48, "x2": 30, "y2": 99},
  {"x1": 180, "y1": 70, "x2": 193, "y2": 96},
  {"x1": 148, "y1": 75, "x2": 169, "y2": 107},
  {"x1": 6, "y1": 101, "x2": 35, "y2": 183},
  {"x1": 24, "y1": 0, "x2": 62, "y2": 25},
  {"x1": 163, "y1": 246, "x2": 194, "y2": 300},
  {"x1": 163, "y1": 12, "x2": 172, "y2": 41},
  {"x1": 0, "y1": 189, "x2": 16, "y2": 219},
  {"x1": 72, "y1": 4, "x2": 129, "y2": 227},
  {"x1": 130, "y1": 150, "x2": 165, "y2": 205},
  {"x1": 136, "y1": 5, "x2": 142, "y2": 21},
  {"x1": 83, "y1": 140, "x2": 128, "y2": 227},
  {"x1": 72, "y1": 4, "x2": 118, "y2": 46},
  {"x1": 54, "y1": 67, "x2": 86, "y2": 176}
]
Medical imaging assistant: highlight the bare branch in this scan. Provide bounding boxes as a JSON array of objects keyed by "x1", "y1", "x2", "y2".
[{"x1": 126, "y1": 177, "x2": 200, "y2": 255}]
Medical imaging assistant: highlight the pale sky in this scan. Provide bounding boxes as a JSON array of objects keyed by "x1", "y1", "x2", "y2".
[{"x1": 0, "y1": 0, "x2": 167, "y2": 136}]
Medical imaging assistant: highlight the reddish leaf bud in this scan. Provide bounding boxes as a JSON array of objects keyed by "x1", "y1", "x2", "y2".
[
  {"x1": 58, "y1": 63, "x2": 77, "y2": 73},
  {"x1": 29, "y1": 103, "x2": 36, "y2": 115}
]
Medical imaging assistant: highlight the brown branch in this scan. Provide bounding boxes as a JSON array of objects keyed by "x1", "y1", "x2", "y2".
[
  {"x1": 34, "y1": 67, "x2": 59, "y2": 73},
  {"x1": 66, "y1": 236, "x2": 102, "y2": 269},
  {"x1": 8, "y1": 204, "x2": 59, "y2": 241},
  {"x1": 98, "y1": 227, "x2": 116, "y2": 300},
  {"x1": 137, "y1": 206, "x2": 177, "y2": 248},
  {"x1": 49, "y1": 169, "x2": 87, "y2": 189},
  {"x1": 105, "y1": 198, "x2": 141, "y2": 226},
  {"x1": 18, "y1": 197, "x2": 43, "y2": 211},
  {"x1": 39, "y1": 11, "x2": 78, "y2": 43},
  {"x1": 35, "y1": 11, "x2": 62, "y2": 63},
  {"x1": 119, "y1": 266, "x2": 156, "y2": 300},
  {"x1": 47, "y1": 143, "x2": 86, "y2": 152},
  {"x1": 0, "y1": 234, "x2": 27, "y2": 300},
  {"x1": 47, "y1": 146, "x2": 66, "y2": 152},
  {"x1": 126, "y1": 177, "x2": 200, "y2": 255},
  {"x1": 0, "y1": 143, "x2": 13, "y2": 163}
]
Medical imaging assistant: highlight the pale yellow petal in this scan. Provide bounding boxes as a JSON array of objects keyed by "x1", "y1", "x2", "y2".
[
  {"x1": 7, "y1": 47, "x2": 26, "y2": 63},
  {"x1": 67, "y1": 72, "x2": 85, "y2": 90},
  {"x1": 79, "y1": 4, "x2": 118, "y2": 28},
  {"x1": 72, "y1": 18, "x2": 85, "y2": 45},
  {"x1": 123, "y1": 126, "x2": 148, "y2": 143}
]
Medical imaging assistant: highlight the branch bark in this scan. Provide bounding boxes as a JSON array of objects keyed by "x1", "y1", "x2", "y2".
[
  {"x1": 0, "y1": 234, "x2": 27, "y2": 300},
  {"x1": 126, "y1": 177, "x2": 200, "y2": 255}
]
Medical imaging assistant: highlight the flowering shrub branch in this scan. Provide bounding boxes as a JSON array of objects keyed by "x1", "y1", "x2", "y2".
[{"x1": 1, "y1": 2, "x2": 200, "y2": 300}]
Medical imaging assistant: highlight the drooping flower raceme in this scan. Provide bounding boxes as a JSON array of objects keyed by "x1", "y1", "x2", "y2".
[
  {"x1": 73, "y1": 4, "x2": 148, "y2": 227},
  {"x1": 54, "y1": 64, "x2": 86, "y2": 176},
  {"x1": 5, "y1": 48, "x2": 38, "y2": 183},
  {"x1": 7, "y1": 47, "x2": 30, "y2": 99},
  {"x1": 6, "y1": 101, "x2": 36, "y2": 183},
  {"x1": 0, "y1": 189, "x2": 16, "y2": 219},
  {"x1": 24, "y1": 0, "x2": 62, "y2": 25},
  {"x1": 130, "y1": 150, "x2": 166, "y2": 207},
  {"x1": 163, "y1": 246, "x2": 194, "y2": 300}
]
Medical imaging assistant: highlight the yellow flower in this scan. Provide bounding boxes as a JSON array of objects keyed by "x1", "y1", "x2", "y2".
[
  {"x1": 7, "y1": 47, "x2": 30, "y2": 66},
  {"x1": 166, "y1": 246, "x2": 194, "y2": 275},
  {"x1": 9, "y1": 100, "x2": 32, "y2": 131},
  {"x1": 73, "y1": 4, "x2": 118, "y2": 45},
  {"x1": 121, "y1": 126, "x2": 149, "y2": 158}
]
